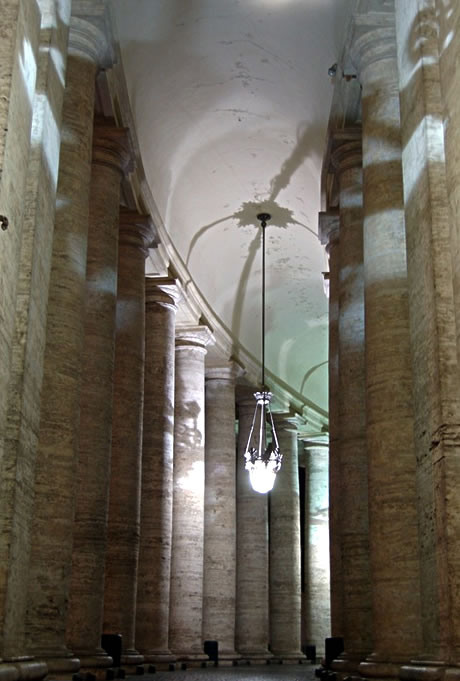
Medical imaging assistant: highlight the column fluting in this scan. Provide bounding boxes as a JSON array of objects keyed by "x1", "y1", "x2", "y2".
[
  {"x1": 26, "y1": 19, "x2": 108, "y2": 676},
  {"x1": 203, "y1": 364, "x2": 241, "y2": 664},
  {"x1": 169, "y1": 325, "x2": 213, "y2": 661},
  {"x1": 135, "y1": 278, "x2": 179, "y2": 663},
  {"x1": 269, "y1": 415, "x2": 303, "y2": 661},
  {"x1": 103, "y1": 211, "x2": 155, "y2": 665},
  {"x1": 66, "y1": 121, "x2": 132, "y2": 668}
]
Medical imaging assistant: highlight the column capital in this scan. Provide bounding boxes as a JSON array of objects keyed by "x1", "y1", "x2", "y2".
[
  {"x1": 272, "y1": 412, "x2": 302, "y2": 433},
  {"x1": 205, "y1": 360, "x2": 245, "y2": 383},
  {"x1": 119, "y1": 209, "x2": 157, "y2": 256},
  {"x1": 92, "y1": 119, "x2": 134, "y2": 176},
  {"x1": 351, "y1": 24, "x2": 397, "y2": 78},
  {"x1": 69, "y1": 16, "x2": 110, "y2": 66},
  {"x1": 175, "y1": 325, "x2": 214, "y2": 350},
  {"x1": 236, "y1": 385, "x2": 260, "y2": 412},
  {"x1": 319, "y1": 210, "x2": 340, "y2": 249},
  {"x1": 331, "y1": 139, "x2": 362, "y2": 175},
  {"x1": 145, "y1": 276, "x2": 181, "y2": 310}
]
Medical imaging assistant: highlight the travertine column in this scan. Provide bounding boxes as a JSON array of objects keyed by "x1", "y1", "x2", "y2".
[
  {"x1": 235, "y1": 393, "x2": 271, "y2": 661},
  {"x1": 169, "y1": 325, "x2": 213, "y2": 661},
  {"x1": 66, "y1": 122, "x2": 132, "y2": 668},
  {"x1": 396, "y1": 1, "x2": 460, "y2": 672},
  {"x1": 103, "y1": 211, "x2": 155, "y2": 665},
  {"x1": 331, "y1": 137, "x2": 372, "y2": 672},
  {"x1": 26, "y1": 18, "x2": 108, "y2": 676},
  {"x1": 269, "y1": 415, "x2": 303, "y2": 661},
  {"x1": 435, "y1": 0, "x2": 460, "y2": 370},
  {"x1": 0, "y1": 0, "x2": 40, "y2": 467},
  {"x1": 318, "y1": 211, "x2": 343, "y2": 638},
  {"x1": 203, "y1": 363, "x2": 241, "y2": 664},
  {"x1": 0, "y1": 2, "x2": 69, "y2": 679},
  {"x1": 302, "y1": 441, "x2": 330, "y2": 660},
  {"x1": 352, "y1": 18, "x2": 422, "y2": 677},
  {"x1": 136, "y1": 278, "x2": 179, "y2": 664}
]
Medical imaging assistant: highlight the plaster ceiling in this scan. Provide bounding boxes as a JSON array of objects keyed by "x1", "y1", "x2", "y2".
[{"x1": 112, "y1": 0, "x2": 352, "y2": 419}]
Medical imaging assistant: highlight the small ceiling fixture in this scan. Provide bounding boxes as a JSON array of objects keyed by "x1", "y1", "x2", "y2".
[{"x1": 243, "y1": 213, "x2": 282, "y2": 494}]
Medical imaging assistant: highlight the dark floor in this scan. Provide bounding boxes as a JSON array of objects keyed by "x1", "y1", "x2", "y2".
[{"x1": 124, "y1": 664, "x2": 318, "y2": 681}]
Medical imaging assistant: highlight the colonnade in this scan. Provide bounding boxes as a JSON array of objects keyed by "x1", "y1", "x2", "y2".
[
  {"x1": 322, "y1": 2, "x2": 460, "y2": 680},
  {"x1": 0, "y1": 3, "x2": 330, "y2": 680}
]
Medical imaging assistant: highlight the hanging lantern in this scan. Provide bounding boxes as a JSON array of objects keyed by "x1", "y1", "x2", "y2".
[{"x1": 243, "y1": 213, "x2": 282, "y2": 493}]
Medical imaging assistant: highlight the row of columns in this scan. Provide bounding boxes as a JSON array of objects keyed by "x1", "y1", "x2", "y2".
[
  {"x1": 323, "y1": 1, "x2": 460, "y2": 679},
  {"x1": 0, "y1": 5, "x2": 332, "y2": 680}
]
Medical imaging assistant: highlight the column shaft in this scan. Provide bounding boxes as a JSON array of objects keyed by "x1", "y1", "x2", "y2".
[
  {"x1": 435, "y1": 0, "x2": 460, "y2": 368},
  {"x1": 353, "y1": 20, "x2": 422, "y2": 674},
  {"x1": 0, "y1": 0, "x2": 40, "y2": 460},
  {"x1": 269, "y1": 417, "x2": 303, "y2": 661},
  {"x1": 135, "y1": 278, "x2": 178, "y2": 663},
  {"x1": 319, "y1": 212, "x2": 343, "y2": 638},
  {"x1": 66, "y1": 122, "x2": 131, "y2": 666},
  {"x1": 303, "y1": 443, "x2": 330, "y2": 661},
  {"x1": 397, "y1": 0, "x2": 460, "y2": 668},
  {"x1": 103, "y1": 211, "x2": 155, "y2": 665},
  {"x1": 169, "y1": 326, "x2": 212, "y2": 661},
  {"x1": 203, "y1": 365, "x2": 239, "y2": 663},
  {"x1": 235, "y1": 395, "x2": 271, "y2": 660},
  {"x1": 0, "y1": 3, "x2": 68, "y2": 678},
  {"x1": 333, "y1": 138, "x2": 372, "y2": 671},
  {"x1": 26, "y1": 19, "x2": 107, "y2": 676}
]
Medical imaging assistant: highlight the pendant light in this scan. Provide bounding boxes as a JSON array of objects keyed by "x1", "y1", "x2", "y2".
[{"x1": 243, "y1": 213, "x2": 282, "y2": 494}]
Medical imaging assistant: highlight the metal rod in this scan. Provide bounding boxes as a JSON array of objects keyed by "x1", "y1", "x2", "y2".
[
  {"x1": 256, "y1": 212, "x2": 270, "y2": 391},
  {"x1": 262, "y1": 222, "x2": 265, "y2": 389}
]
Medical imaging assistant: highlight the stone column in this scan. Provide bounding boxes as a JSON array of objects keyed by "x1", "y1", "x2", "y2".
[
  {"x1": 0, "y1": 2, "x2": 69, "y2": 679},
  {"x1": 103, "y1": 211, "x2": 155, "y2": 666},
  {"x1": 352, "y1": 18, "x2": 422, "y2": 677},
  {"x1": 318, "y1": 211, "x2": 343, "y2": 638},
  {"x1": 396, "y1": 1, "x2": 460, "y2": 673},
  {"x1": 203, "y1": 363, "x2": 241, "y2": 665},
  {"x1": 302, "y1": 441, "x2": 330, "y2": 661},
  {"x1": 0, "y1": 0, "x2": 40, "y2": 465},
  {"x1": 25, "y1": 18, "x2": 108, "y2": 677},
  {"x1": 435, "y1": 0, "x2": 460, "y2": 370},
  {"x1": 235, "y1": 392, "x2": 271, "y2": 661},
  {"x1": 66, "y1": 121, "x2": 132, "y2": 668},
  {"x1": 269, "y1": 415, "x2": 303, "y2": 662},
  {"x1": 135, "y1": 278, "x2": 179, "y2": 664},
  {"x1": 169, "y1": 325, "x2": 213, "y2": 661},
  {"x1": 330, "y1": 136, "x2": 373, "y2": 672}
]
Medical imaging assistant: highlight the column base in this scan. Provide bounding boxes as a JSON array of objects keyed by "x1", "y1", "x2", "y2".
[
  {"x1": 332, "y1": 652, "x2": 369, "y2": 676},
  {"x1": 0, "y1": 660, "x2": 48, "y2": 681},
  {"x1": 360, "y1": 655, "x2": 414, "y2": 681},
  {"x1": 400, "y1": 660, "x2": 459, "y2": 681},
  {"x1": 237, "y1": 648, "x2": 273, "y2": 664},
  {"x1": 73, "y1": 649, "x2": 114, "y2": 672},
  {"x1": 270, "y1": 651, "x2": 306, "y2": 665},
  {"x1": 139, "y1": 650, "x2": 176, "y2": 664},
  {"x1": 218, "y1": 651, "x2": 241, "y2": 666},
  {"x1": 170, "y1": 650, "x2": 208, "y2": 664},
  {"x1": 28, "y1": 649, "x2": 80, "y2": 678},
  {"x1": 120, "y1": 650, "x2": 144, "y2": 667}
]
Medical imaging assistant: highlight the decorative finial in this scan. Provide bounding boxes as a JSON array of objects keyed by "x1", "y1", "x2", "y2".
[{"x1": 257, "y1": 212, "x2": 271, "y2": 228}]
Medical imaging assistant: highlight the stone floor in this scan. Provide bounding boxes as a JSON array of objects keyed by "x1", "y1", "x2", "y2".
[{"x1": 125, "y1": 665, "x2": 318, "y2": 681}]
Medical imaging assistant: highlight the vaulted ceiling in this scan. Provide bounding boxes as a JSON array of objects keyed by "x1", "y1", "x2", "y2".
[{"x1": 112, "y1": 0, "x2": 353, "y2": 424}]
